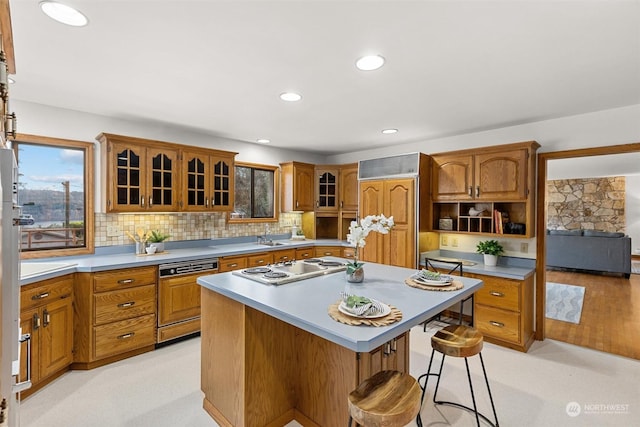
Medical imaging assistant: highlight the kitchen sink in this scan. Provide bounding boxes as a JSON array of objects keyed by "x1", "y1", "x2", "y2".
[{"x1": 259, "y1": 241, "x2": 284, "y2": 246}]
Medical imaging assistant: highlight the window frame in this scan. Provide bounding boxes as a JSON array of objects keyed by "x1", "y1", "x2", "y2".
[
  {"x1": 229, "y1": 161, "x2": 279, "y2": 223},
  {"x1": 13, "y1": 133, "x2": 95, "y2": 259}
]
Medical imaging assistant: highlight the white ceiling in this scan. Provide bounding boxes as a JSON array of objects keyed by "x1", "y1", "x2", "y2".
[{"x1": 8, "y1": 0, "x2": 640, "y2": 155}]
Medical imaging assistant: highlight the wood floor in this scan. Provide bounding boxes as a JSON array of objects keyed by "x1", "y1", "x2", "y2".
[{"x1": 545, "y1": 269, "x2": 640, "y2": 360}]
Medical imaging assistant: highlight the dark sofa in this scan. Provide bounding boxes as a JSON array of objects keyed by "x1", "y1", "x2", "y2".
[{"x1": 546, "y1": 229, "x2": 632, "y2": 278}]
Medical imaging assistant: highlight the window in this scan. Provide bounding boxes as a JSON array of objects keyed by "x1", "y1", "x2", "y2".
[
  {"x1": 13, "y1": 134, "x2": 94, "y2": 258},
  {"x1": 232, "y1": 162, "x2": 278, "y2": 221}
]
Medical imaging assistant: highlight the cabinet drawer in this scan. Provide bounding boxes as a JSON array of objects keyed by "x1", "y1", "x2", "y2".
[
  {"x1": 474, "y1": 278, "x2": 520, "y2": 312},
  {"x1": 94, "y1": 313, "x2": 156, "y2": 359},
  {"x1": 315, "y1": 246, "x2": 340, "y2": 257},
  {"x1": 248, "y1": 253, "x2": 272, "y2": 267},
  {"x1": 475, "y1": 305, "x2": 520, "y2": 343},
  {"x1": 93, "y1": 266, "x2": 156, "y2": 292},
  {"x1": 218, "y1": 256, "x2": 248, "y2": 272},
  {"x1": 21, "y1": 275, "x2": 73, "y2": 311},
  {"x1": 94, "y1": 284, "x2": 156, "y2": 325},
  {"x1": 295, "y1": 248, "x2": 314, "y2": 259}
]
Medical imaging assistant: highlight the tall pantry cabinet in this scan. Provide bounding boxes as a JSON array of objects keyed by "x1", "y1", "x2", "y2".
[{"x1": 358, "y1": 153, "x2": 431, "y2": 269}]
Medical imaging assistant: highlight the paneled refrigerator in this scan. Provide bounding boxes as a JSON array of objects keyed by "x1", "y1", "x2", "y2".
[{"x1": 1, "y1": 147, "x2": 30, "y2": 426}]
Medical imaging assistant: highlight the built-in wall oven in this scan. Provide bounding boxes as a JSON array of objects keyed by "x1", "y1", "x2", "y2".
[{"x1": 156, "y1": 258, "x2": 218, "y2": 344}]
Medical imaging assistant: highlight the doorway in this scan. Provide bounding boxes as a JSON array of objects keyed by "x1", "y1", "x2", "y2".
[{"x1": 535, "y1": 143, "x2": 640, "y2": 359}]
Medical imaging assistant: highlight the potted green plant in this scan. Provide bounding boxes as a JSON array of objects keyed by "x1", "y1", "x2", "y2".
[
  {"x1": 476, "y1": 239, "x2": 504, "y2": 266},
  {"x1": 148, "y1": 230, "x2": 170, "y2": 253}
]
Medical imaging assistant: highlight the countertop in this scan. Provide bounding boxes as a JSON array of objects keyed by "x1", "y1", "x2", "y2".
[
  {"x1": 19, "y1": 237, "x2": 347, "y2": 286},
  {"x1": 197, "y1": 260, "x2": 483, "y2": 352},
  {"x1": 420, "y1": 250, "x2": 536, "y2": 280}
]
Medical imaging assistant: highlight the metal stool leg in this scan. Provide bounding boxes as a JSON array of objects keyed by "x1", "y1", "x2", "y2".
[
  {"x1": 418, "y1": 348, "x2": 437, "y2": 405},
  {"x1": 464, "y1": 357, "x2": 481, "y2": 427},
  {"x1": 348, "y1": 415, "x2": 353, "y2": 427},
  {"x1": 479, "y1": 352, "x2": 500, "y2": 426}
]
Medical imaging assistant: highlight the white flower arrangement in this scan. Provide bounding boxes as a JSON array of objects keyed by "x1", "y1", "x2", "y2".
[{"x1": 346, "y1": 214, "x2": 394, "y2": 274}]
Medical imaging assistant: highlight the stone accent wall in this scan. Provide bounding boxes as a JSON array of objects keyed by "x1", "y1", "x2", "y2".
[
  {"x1": 547, "y1": 177, "x2": 625, "y2": 232},
  {"x1": 94, "y1": 212, "x2": 302, "y2": 247}
]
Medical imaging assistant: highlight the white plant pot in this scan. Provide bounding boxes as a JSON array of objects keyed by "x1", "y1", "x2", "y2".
[
  {"x1": 483, "y1": 254, "x2": 498, "y2": 266},
  {"x1": 149, "y1": 242, "x2": 165, "y2": 253}
]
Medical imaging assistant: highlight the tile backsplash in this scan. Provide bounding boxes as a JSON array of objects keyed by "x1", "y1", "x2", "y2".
[{"x1": 95, "y1": 212, "x2": 302, "y2": 247}]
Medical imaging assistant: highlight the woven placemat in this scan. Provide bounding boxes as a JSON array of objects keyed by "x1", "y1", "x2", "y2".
[
  {"x1": 404, "y1": 277, "x2": 464, "y2": 292},
  {"x1": 328, "y1": 301, "x2": 402, "y2": 326}
]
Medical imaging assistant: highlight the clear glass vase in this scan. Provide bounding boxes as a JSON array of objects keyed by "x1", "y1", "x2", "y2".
[{"x1": 346, "y1": 266, "x2": 364, "y2": 283}]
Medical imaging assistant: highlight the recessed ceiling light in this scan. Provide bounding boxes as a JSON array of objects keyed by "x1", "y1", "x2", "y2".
[
  {"x1": 280, "y1": 92, "x2": 302, "y2": 102},
  {"x1": 382, "y1": 128, "x2": 398, "y2": 134},
  {"x1": 39, "y1": 1, "x2": 88, "y2": 27},
  {"x1": 356, "y1": 55, "x2": 385, "y2": 71},
  {"x1": 256, "y1": 138, "x2": 270, "y2": 144}
]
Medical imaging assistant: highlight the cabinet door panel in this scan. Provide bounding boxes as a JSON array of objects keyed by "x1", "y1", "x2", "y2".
[
  {"x1": 19, "y1": 308, "x2": 40, "y2": 384},
  {"x1": 432, "y1": 155, "x2": 473, "y2": 200},
  {"x1": 475, "y1": 149, "x2": 527, "y2": 200},
  {"x1": 147, "y1": 147, "x2": 179, "y2": 211},
  {"x1": 339, "y1": 164, "x2": 359, "y2": 211},
  {"x1": 158, "y1": 274, "x2": 201, "y2": 326},
  {"x1": 295, "y1": 166, "x2": 315, "y2": 211},
  {"x1": 358, "y1": 181, "x2": 384, "y2": 263},
  {"x1": 40, "y1": 297, "x2": 73, "y2": 379},
  {"x1": 475, "y1": 305, "x2": 520, "y2": 343},
  {"x1": 93, "y1": 314, "x2": 156, "y2": 359}
]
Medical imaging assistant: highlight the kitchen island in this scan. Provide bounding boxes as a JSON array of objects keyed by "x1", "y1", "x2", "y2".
[{"x1": 197, "y1": 260, "x2": 483, "y2": 427}]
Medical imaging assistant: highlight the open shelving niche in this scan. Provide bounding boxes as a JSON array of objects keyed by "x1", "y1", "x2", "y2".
[{"x1": 433, "y1": 201, "x2": 529, "y2": 237}]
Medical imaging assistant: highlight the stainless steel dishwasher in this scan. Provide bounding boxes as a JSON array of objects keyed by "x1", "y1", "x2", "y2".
[{"x1": 157, "y1": 258, "x2": 218, "y2": 344}]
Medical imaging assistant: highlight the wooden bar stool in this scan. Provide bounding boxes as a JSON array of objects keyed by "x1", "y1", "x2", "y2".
[
  {"x1": 418, "y1": 325, "x2": 499, "y2": 427},
  {"x1": 348, "y1": 370, "x2": 423, "y2": 427}
]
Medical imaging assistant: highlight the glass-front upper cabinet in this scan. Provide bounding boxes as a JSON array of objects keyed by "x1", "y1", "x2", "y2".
[
  {"x1": 181, "y1": 148, "x2": 235, "y2": 212},
  {"x1": 99, "y1": 133, "x2": 179, "y2": 212},
  {"x1": 315, "y1": 167, "x2": 339, "y2": 212}
]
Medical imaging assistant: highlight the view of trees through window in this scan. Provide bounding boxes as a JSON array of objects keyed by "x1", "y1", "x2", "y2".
[
  {"x1": 234, "y1": 164, "x2": 275, "y2": 219},
  {"x1": 14, "y1": 137, "x2": 93, "y2": 255}
]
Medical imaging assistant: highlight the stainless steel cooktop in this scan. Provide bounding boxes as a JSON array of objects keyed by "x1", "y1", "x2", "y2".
[{"x1": 231, "y1": 258, "x2": 347, "y2": 285}]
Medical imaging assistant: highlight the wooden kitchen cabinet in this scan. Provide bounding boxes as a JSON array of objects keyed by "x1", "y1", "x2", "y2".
[
  {"x1": 359, "y1": 178, "x2": 417, "y2": 268},
  {"x1": 218, "y1": 254, "x2": 249, "y2": 272},
  {"x1": 339, "y1": 163, "x2": 359, "y2": 212},
  {"x1": 280, "y1": 161, "x2": 315, "y2": 212},
  {"x1": 98, "y1": 133, "x2": 180, "y2": 212},
  {"x1": 431, "y1": 141, "x2": 539, "y2": 237},
  {"x1": 357, "y1": 332, "x2": 409, "y2": 384},
  {"x1": 314, "y1": 246, "x2": 342, "y2": 257},
  {"x1": 247, "y1": 252, "x2": 272, "y2": 267},
  {"x1": 295, "y1": 247, "x2": 314, "y2": 260},
  {"x1": 19, "y1": 274, "x2": 74, "y2": 396},
  {"x1": 73, "y1": 266, "x2": 157, "y2": 369},
  {"x1": 181, "y1": 148, "x2": 236, "y2": 212},
  {"x1": 315, "y1": 166, "x2": 339, "y2": 212},
  {"x1": 272, "y1": 248, "x2": 296, "y2": 263},
  {"x1": 158, "y1": 271, "x2": 203, "y2": 343},
  {"x1": 471, "y1": 272, "x2": 534, "y2": 352},
  {"x1": 432, "y1": 144, "x2": 532, "y2": 201}
]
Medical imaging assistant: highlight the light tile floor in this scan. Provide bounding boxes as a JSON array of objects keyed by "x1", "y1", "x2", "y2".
[{"x1": 21, "y1": 324, "x2": 640, "y2": 427}]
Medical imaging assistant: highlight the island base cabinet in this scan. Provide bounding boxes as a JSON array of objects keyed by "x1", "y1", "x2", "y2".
[{"x1": 200, "y1": 289, "x2": 410, "y2": 427}]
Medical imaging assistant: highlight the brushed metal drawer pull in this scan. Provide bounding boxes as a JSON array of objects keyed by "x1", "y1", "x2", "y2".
[
  {"x1": 117, "y1": 279, "x2": 135, "y2": 285},
  {"x1": 391, "y1": 338, "x2": 397, "y2": 353},
  {"x1": 43, "y1": 309, "x2": 50, "y2": 327},
  {"x1": 489, "y1": 291, "x2": 505, "y2": 297},
  {"x1": 384, "y1": 342, "x2": 392, "y2": 356},
  {"x1": 324, "y1": 252, "x2": 332, "y2": 256},
  {"x1": 32, "y1": 292, "x2": 49, "y2": 300},
  {"x1": 117, "y1": 301, "x2": 136, "y2": 308},
  {"x1": 257, "y1": 260, "x2": 265, "y2": 264},
  {"x1": 489, "y1": 321, "x2": 505, "y2": 328},
  {"x1": 117, "y1": 332, "x2": 135, "y2": 340},
  {"x1": 228, "y1": 263, "x2": 238, "y2": 268}
]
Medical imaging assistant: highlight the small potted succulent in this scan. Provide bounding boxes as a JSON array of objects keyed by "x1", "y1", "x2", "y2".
[
  {"x1": 148, "y1": 230, "x2": 170, "y2": 253},
  {"x1": 476, "y1": 239, "x2": 504, "y2": 266}
]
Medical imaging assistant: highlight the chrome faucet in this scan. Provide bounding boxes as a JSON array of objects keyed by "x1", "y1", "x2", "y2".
[{"x1": 264, "y1": 224, "x2": 271, "y2": 242}]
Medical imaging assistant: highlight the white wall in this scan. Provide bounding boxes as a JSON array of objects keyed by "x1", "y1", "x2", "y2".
[
  {"x1": 327, "y1": 104, "x2": 640, "y2": 163},
  {"x1": 626, "y1": 175, "x2": 640, "y2": 254},
  {"x1": 13, "y1": 100, "x2": 327, "y2": 212}
]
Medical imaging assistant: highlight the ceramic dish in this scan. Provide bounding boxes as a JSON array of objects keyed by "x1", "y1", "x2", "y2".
[
  {"x1": 338, "y1": 300, "x2": 391, "y2": 319},
  {"x1": 413, "y1": 274, "x2": 454, "y2": 286}
]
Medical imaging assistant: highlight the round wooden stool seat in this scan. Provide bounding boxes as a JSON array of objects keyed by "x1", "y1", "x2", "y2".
[
  {"x1": 348, "y1": 370, "x2": 422, "y2": 427},
  {"x1": 431, "y1": 324, "x2": 483, "y2": 358}
]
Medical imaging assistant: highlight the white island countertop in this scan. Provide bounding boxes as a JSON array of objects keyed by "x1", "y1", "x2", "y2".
[{"x1": 197, "y1": 259, "x2": 483, "y2": 352}]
